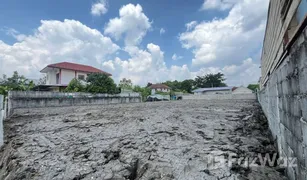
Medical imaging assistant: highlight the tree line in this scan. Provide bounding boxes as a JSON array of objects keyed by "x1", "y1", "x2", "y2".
[
  {"x1": 0, "y1": 71, "x2": 259, "y2": 98},
  {"x1": 0, "y1": 71, "x2": 121, "y2": 95}
]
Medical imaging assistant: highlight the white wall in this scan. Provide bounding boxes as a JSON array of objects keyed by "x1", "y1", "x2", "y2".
[
  {"x1": 45, "y1": 69, "x2": 90, "y2": 85},
  {"x1": 61, "y1": 69, "x2": 75, "y2": 85},
  {"x1": 46, "y1": 69, "x2": 59, "y2": 85},
  {"x1": 183, "y1": 93, "x2": 256, "y2": 100},
  {"x1": 195, "y1": 90, "x2": 231, "y2": 95},
  {"x1": 203, "y1": 90, "x2": 231, "y2": 95},
  {"x1": 151, "y1": 88, "x2": 170, "y2": 95},
  {"x1": 156, "y1": 88, "x2": 169, "y2": 92},
  {"x1": 76, "y1": 72, "x2": 88, "y2": 81},
  {"x1": 232, "y1": 87, "x2": 253, "y2": 94}
]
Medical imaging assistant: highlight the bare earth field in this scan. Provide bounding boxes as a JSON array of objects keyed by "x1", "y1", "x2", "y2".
[{"x1": 0, "y1": 100, "x2": 287, "y2": 180}]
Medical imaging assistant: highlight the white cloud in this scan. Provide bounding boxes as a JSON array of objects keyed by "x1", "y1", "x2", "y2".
[
  {"x1": 104, "y1": 4, "x2": 151, "y2": 46},
  {"x1": 91, "y1": 0, "x2": 108, "y2": 16},
  {"x1": 172, "y1": 54, "x2": 183, "y2": 61},
  {"x1": 0, "y1": 1, "x2": 265, "y2": 87},
  {"x1": 102, "y1": 42, "x2": 259, "y2": 86},
  {"x1": 0, "y1": 19, "x2": 119, "y2": 78},
  {"x1": 201, "y1": 0, "x2": 239, "y2": 11},
  {"x1": 180, "y1": 0, "x2": 269, "y2": 67},
  {"x1": 1, "y1": 27, "x2": 26, "y2": 41},
  {"x1": 102, "y1": 43, "x2": 168, "y2": 85},
  {"x1": 193, "y1": 58, "x2": 260, "y2": 86},
  {"x1": 185, "y1": 21, "x2": 198, "y2": 31},
  {"x1": 160, "y1": 28, "x2": 166, "y2": 35}
]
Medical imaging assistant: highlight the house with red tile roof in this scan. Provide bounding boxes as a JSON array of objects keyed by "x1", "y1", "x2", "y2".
[
  {"x1": 38, "y1": 62, "x2": 111, "y2": 91},
  {"x1": 149, "y1": 84, "x2": 170, "y2": 95}
]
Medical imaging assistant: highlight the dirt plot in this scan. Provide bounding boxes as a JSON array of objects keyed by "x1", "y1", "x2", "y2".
[{"x1": 0, "y1": 100, "x2": 287, "y2": 180}]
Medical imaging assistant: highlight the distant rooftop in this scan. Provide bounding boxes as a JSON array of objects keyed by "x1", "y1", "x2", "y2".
[
  {"x1": 149, "y1": 84, "x2": 170, "y2": 89},
  {"x1": 192, "y1": 87, "x2": 232, "y2": 93},
  {"x1": 40, "y1": 62, "x2": 111, "y2": 76}
]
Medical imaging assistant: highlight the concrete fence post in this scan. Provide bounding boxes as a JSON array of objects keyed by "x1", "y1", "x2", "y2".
[
  {"x1": 7, "y1": 91, "x2": 13, "y2": 117},
  {"x1": 3, "y1": 97, "x2": 7, "y2": 119}
]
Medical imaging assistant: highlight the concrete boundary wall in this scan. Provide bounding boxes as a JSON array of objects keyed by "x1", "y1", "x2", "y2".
[
  {"x1": 8, "y1": 91, "x2": 142, "y2": 115},
  {"x1": 182, "y1": 93, "x2": 256, "y2": 100},
  {"x1": 0, "y1": 95, "x2": 3, "y2": 146},
  {"x1": 258, "y1": 28, "x2": 307, "y2": 180}
]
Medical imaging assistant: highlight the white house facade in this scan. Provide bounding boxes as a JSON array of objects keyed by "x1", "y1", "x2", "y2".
[
  {"x1": 149, "y1": 84, "x2": 171, "y2": 95},
  {"x1": 39, "y1": 62, "x2": 111, "y2": 91}
]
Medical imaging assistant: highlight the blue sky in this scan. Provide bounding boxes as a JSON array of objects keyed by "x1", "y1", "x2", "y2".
[{"x1": 0, "y1": 0, "x2": 269, "y2": 86}]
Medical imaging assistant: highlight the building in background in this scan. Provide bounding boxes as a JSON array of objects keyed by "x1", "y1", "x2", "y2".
[
  {"x1": 149, "y1": 84, "x2": 170, "y2": 95},
  {"x1": 258, "y1": 0, "x2": 307, "y2": 179},
  {"x1": 232, "y1": 86, "x2": 253, "y2": 94},
  {"x1": 192, "y1": 87, "x2": 232, "y2": 95},
  {"x1": 37, "y1": 62, "x2": 111, "y2": 91}
]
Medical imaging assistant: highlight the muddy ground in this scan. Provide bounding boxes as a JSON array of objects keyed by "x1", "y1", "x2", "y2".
[{"x1": 0, "y1": 100, "x2": 287, "y2": 180}]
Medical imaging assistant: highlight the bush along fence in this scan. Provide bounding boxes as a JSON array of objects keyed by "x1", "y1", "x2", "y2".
[{"x1": 7, "y1": 91, "x2": 142, "y2": 116}]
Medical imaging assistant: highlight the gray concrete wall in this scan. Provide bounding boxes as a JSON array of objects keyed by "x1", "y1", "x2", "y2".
[
  {"x1": 0, "y1": 95, "x2": 3, "y2": 146},
  {"x1": 258, "y1": 27, "x2": 307, "y2": 180},
  {"x1": 8, "y1": 91, "x2": 142, "y2": 115},
  {"x1": 182, "y1": 93, "x2": 256, "y2": 100}
]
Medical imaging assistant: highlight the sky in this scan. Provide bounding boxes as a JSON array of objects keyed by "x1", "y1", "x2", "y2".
[{"x1": 0, "y1": 0, "x2": 269, "y2": 86}]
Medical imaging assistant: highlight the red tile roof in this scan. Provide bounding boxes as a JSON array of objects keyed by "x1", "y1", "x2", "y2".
[
  {"x1": 149, "y1": 84, "x2": 170, "y2": 89},
  {"x1": 41, "y1": 62, "x2": 111, "y2": 76},
  {"x1": 232, "y1": 87, "x2": 238, "y2": 91}
]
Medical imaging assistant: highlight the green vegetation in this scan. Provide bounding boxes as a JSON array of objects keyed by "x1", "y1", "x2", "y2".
[
  {"x1": 119, "y1": 78, "x2": 133, "y2": 90},
  {"x1": 194, "y1": 73, "x2": 227, "y2": 88},
  {"x1": 85, "y1": 73, "x2": 120, "y2": 94},
  {"x1": 64, "y1": 78, "x2": 85, "y2": 92},
  {"x1": 0, "y1": 71, "x2": 35, "y2": 96},
  {"x1": 0, "y1": 72, "x2": 229, "y2": 101},
  {"x1": 247, "y1": 84, "x2": 260, "y2": 92},
  {"x1": 155, "y1": 91, "x2": 170, "y2": 95},
  {"x1": 133, "y1": 85, "x2": 151, "y2": 101},
  {"x1": 161, "y1": 73, "x2": 227, "y2": 93}
]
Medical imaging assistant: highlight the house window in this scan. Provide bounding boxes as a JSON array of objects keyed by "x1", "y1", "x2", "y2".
[{"x1": 78, "y1": 75, "x2": 85, "y2": 80}]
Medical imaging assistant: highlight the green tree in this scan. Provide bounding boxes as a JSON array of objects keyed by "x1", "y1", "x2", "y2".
[
  {"x1": 247, "y1": 84, "x2": 259, "y2": 92},
  {"x1": 163, "y1": 80, "x2": 180, "y2": 91},
  {"x1": 194, "y1": 73, "x2": 227, "y2": 88},
  {"x1": 181, "y1": 79, "x2": 194, "y2": 93},
  {"x1": 133, "y1": 85, "x2": 151, "y2": 101},
  {"x1": 65, "y1": 78, "x2": 85, "y2": 92},
  {"x1": 146, "y1": 82, "x2": 153, "y2": 88},
  {"x1": 119, "y1": 78, "x2": 133, "y2": 90},
  {"x1": 86, "y1": 73, "x2": 119, "y2": 94},
  {"x1": 0, "y1": 71, "x2": 35, "y2": 95}
]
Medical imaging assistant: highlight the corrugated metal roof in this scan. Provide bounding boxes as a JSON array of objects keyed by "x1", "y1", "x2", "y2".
[{"x1": 192, "y1": 87, "x2": 233, "y2": 93}]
